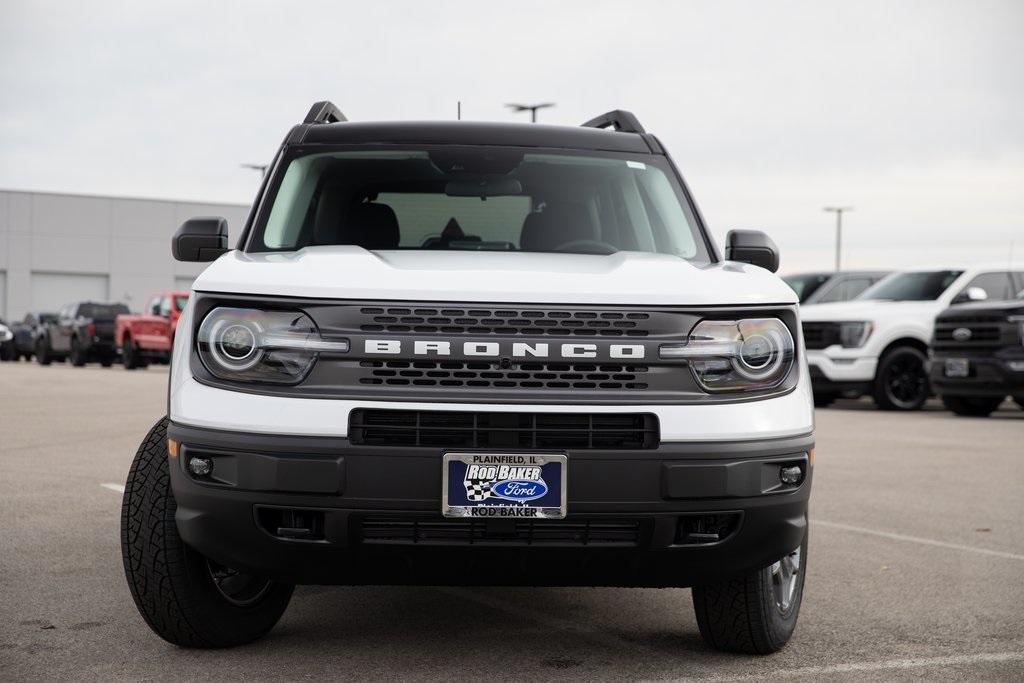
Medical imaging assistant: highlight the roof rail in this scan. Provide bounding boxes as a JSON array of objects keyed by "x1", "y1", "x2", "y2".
[
  {"x1": 581, "y1": 110, "x2": 645, "y2": 134},
  {"x1": 303, "y1": 100, "x2": 347, "y2": 125}
]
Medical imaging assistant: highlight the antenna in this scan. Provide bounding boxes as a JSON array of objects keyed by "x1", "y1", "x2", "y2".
[{"x1": 457, "y1": 101, "x2": 461, "y2": 121}]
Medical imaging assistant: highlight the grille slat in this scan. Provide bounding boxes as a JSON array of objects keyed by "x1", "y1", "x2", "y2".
[
  {"x1": 360, "y1": 516, "x2": 644, "y2": 546},
  {"x1": 358, "y1": 360, "x2": 649, "y2": 391},
  {"x1": 349, "y1": 409, "x2": 659, "y2": 449},
  {"x1": 359, "y1": 306, "x2": 651, "y2": 336},
  {"x1": 932, "y1": 315, "x2": 1018, "y2": 352}
]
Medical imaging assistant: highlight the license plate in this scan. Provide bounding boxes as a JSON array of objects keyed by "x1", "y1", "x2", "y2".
[
  {"x1": 442, "y1": 452, "x2": 567, "y2": 519},
  {"x1": 945, "y1": 358, "x2": 970, "y2": 377}
]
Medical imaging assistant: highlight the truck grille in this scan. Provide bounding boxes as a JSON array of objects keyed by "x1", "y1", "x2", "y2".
[
  {"x1": 348, "y1": 409, "x2": 659, "y2": 449},
  {"x1": 933, "y1": 314, "x2": 1017, "y2": 352},
  {"x1": 801, "y1": 322, "x2": 839, "y2": 350},
  {"x1": 358, "y1": 360, "x2": 650, "y2": 390},
  {"x1": 358, "y1": 306, "x2": 651, "y2": 337},
  {"x1": 359, "y1": 516, "x2": 644, "y2": 547}
]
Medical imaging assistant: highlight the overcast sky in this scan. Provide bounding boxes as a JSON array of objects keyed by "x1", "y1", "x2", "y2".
[{"x1": 1, "y1": 0, "x2": 1022, "y2": 273}]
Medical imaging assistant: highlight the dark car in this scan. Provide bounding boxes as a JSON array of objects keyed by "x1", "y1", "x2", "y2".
[
  {"x1": 930, "y1": 283, "x2": 1024, "y2": 416},
  {"x1": 36, "y1": 302, "x2": 129, "y2": 367},
  {"x1": 783, "y1": 270, "x2": 889, "y2": 305},
  {"x1": 0, "y1": 319, "x2": 14, "y2": 361},
  {"x1": 5, "y1": 312, "x2": 57, "y2": 361}
]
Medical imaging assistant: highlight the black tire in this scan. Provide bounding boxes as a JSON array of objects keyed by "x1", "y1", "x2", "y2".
[
  {"x1": 692, "y1": 529, "x2": 807, "y2": 654},
  {"x1": 70, "y1": 338, "x2": 87, "y2": 367},
  {"x1": 121, "y1": 418, "x2": 293, "y2": 648},
  {"x1": 36, "y1": 338, "x2": 53, "y2": 366},
  {"x1": 123, "y1": 337, "x2": 147, "y2": 370},
  {"x1": 872, "y1": 346, "x2": 929, "y2": 411},
  {"x1": 942, "y1": 395, "x2": 1004, "y2": 417},
  {"x1": 813, "y1": 393, "x2": 837, "y2": 408}
]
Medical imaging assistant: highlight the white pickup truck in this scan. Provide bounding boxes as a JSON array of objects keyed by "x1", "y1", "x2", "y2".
[{"x1": 801, "y1": 265, "x2": 1024, "y2": 409}]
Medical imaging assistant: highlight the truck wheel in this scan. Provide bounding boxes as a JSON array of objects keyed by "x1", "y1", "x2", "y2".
[
  {"x1": 692, "y1": 530, "x2": 807, "y2": 654},
  {"x1": 36, "y1": 339, "x2": 53, "y2": 365},
  {"x1": 872, "y1": 346, "x2": 929, "y2": 411},
  {"x1": 942, "y1": 395, "x2": 1004, "y2": 417},
  {"x1": 123, "y1": 338, "x2": 147, "y2": 370},
  {"x1": 121, "y1": 418, "x2": 293, "y2": 647},
  {"x1": 70, "y1": 338, "x2": 87, "y2": 367}
]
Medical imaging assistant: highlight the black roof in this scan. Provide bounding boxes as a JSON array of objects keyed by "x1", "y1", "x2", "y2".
[{"x1": 294, "y1": 120, "x2": 657, "y2": 154}]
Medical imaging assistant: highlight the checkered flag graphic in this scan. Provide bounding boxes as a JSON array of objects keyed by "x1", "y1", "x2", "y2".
[{"x1": 464, "y1": 478, "x2": 492, "y2": 502}]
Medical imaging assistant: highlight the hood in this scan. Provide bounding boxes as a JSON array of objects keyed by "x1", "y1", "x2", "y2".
[
  {"x1": 939, "y1": 299, "x2": 1024, "y2": 317},
  {"x1": 800, "y1": 299, "x2": 945, "y2": 322},
  {"x1": 191, "y1": 247, "x2": 796, "y2": 307}
]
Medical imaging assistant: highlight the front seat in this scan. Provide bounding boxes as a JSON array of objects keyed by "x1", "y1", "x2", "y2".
[
  {"x1": 314, "y1": 193, "x2": 400, "y2": 249},
  {"x1": 519, "y1": 202, "x2": 595, "y2": 252}
]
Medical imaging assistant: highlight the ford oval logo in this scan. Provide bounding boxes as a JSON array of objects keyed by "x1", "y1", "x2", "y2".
[
  {"x1": 952, "y1": 327, "x2": 972, "y2": 342},
  {"x1": 491, "y1": 479, "x2": 548, "y2": 502}
]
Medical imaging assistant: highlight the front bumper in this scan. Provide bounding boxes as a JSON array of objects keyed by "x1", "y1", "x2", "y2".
[
  {"x1": 930, "y1": 352, "x2": 1024, "y2": 398},
  {"x1": 167, "y1": 422, "x2": 813, "y2": 588}
]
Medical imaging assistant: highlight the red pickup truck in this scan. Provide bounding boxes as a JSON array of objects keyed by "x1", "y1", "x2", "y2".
[{"x1": 115, "y1": 291, "x2": 189, "y2": 369}]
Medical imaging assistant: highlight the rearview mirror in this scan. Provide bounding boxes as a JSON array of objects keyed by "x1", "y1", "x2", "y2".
[
  {"x1": 725, "y1": 230, "x2": 780, "y2": 273},
  {"x1": 172, "y1": 217, "x2": 229, "y2": 262}
]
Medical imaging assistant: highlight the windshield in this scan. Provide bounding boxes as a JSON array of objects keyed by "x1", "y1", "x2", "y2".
[
  {"x1": 857, "y1": 270, "x2": 963, "y2": 301},
  {"x1": 249, "y1": 147, "x2": 709, "y2": 260},
  {"x1": 79, "y1": 304, "x2": 129, "y2": 319},
  {"x1": 174, "y1": 295, "x2": 189, "y2": 311},
  {"x1": 783, "y1": 273, "x2": 830, "y2": 303}
]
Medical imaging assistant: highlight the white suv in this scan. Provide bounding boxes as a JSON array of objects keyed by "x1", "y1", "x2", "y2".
[{"x1": 801, "y1": 266, "x2": 1024, "y2": 409}]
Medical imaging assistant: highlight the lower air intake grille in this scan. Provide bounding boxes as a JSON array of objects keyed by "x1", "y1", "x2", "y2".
[
  {"x1": 359, "y1": 516, "x2": 644, "y2": 547},
  {"x1": 349, "y1": 410, "x2": 659, "y2": 449}
]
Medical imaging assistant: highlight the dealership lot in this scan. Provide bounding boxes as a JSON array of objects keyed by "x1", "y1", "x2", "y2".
[{"x1": 1, "y1": 363, "x2": 1022, "y2": 681}]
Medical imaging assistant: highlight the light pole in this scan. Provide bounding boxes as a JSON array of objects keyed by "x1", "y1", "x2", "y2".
[
  {"x1": 505, "y1": 103, "x2": 555, "y2": 123},
  {"x1": 823, "y1": 206, "x2": 853, "y2": 271}
]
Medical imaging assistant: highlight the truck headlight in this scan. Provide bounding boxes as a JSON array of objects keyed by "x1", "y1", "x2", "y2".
[
  {"x1": 839, "y1": 321, "x2": 873, "y2": 348},
  {"x1": 660, "y1": 318, "x2": 795, "y2": 392},
  {"x1": 197, "y1": 307, "x2": 348, "y2": 384}
]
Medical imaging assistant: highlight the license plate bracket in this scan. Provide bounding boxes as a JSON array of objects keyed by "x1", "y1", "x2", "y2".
[{"x1": 442, "y1": 452, "x2": 567, "y2": 519}]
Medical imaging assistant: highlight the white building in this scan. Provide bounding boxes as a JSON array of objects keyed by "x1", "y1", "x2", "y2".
[{"x1": 0, "y1": 189, "x2": 249, "y2": 321}]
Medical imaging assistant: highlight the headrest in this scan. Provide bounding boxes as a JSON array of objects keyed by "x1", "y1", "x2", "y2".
[
  {"x1": 314, "y1": 192, "x2": 400, "y2": 249},
  {"x1": 519, "y1": 202, "x2": 595, "y2": 252}
]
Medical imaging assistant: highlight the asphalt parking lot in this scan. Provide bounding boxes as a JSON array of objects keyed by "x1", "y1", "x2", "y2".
[{"x1": 1, "y1": 362, "x2": 1022, "y2": 681}]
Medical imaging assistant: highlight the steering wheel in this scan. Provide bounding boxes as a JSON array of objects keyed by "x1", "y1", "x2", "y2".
[{"x1": 551, "y1": 240, "x2": 619, "y2": 255}]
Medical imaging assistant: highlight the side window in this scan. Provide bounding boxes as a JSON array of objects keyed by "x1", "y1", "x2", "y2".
[
  {"x1": 148, "y1": 297, "x2": 162, "y2": 315},
  {"x1": 1013, "y1": 271, "x2": 1024, "y2": 297},
  {"x1": 158, "y1": 297, "x2": 172, "y2": 317},
  {"x1": 957, "y1": 272, "x2": 1015, "y2": 302}
]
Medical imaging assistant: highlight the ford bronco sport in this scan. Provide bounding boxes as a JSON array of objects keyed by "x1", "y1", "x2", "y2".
[{"x1": 120, "y1": 101, "x2": 815, "y2": 654}]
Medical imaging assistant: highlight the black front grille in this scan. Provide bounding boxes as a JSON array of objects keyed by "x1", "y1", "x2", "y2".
[
  {"x1": 358, "y1": 360, "x2": 650, "y2": 391},
  {"x1": 349, "y1": 409, "x2": 659, "y2": 449},
  {"x1": 933, "y1": 314, "x2": 1016, "y2": 351},
  {"x1": 359, "y1": 516, "x2": 644, "y2": 547},
  {"x1": 358, "y1": 306, "x2": 651, "y2": 336},
  {"x1": 801, "y1": 322, "x2": 840, "y2": 350}
]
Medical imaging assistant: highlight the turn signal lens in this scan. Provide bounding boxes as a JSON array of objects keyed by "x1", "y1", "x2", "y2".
[{"x1": 167, "y1": 439, "x2": 179, "y2": 459}]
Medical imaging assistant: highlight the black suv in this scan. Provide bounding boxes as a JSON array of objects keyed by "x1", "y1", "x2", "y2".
[
  {"x1": 36, "y1": 302, "x2": 128, "y2": 367},
  {"x1": 931, "y1": 289, "x2": 1024, "y2": 416}
]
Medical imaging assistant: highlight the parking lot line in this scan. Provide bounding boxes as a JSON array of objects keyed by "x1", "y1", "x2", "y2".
[
  {"x1": 814, "y1": 519, "x2": 1024, "y2": 561},
  {"x1": 100, "y1": 483, "x2": 125, "y2": 494},
  {"x1": 682, "y1": 651, "x2": 1024, "y2": 681}
]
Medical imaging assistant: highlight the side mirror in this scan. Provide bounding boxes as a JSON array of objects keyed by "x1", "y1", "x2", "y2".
[
  {"x1": 964, "y1": 286, "x2": 988, "y2": 302},
  {"x1": 725, "y1": 230, "x2": 780, "y2": 273},
  {"x1": 172, "y1": 217, "x2": 229, "y2": 262}
]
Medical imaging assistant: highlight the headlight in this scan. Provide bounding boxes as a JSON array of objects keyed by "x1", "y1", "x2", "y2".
[
  {"x1": 197, "y1": 307, "x2": 348, "y2": 384},
  {"x1": 839, "y1": 321, "x2": 873, "y2": 348},
  {"x1": 660, "y1": 318, "x2": 795, "y2": 392},
  {"x1": 0, "y1": 324, "x2": 11, "y2": 343}
]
